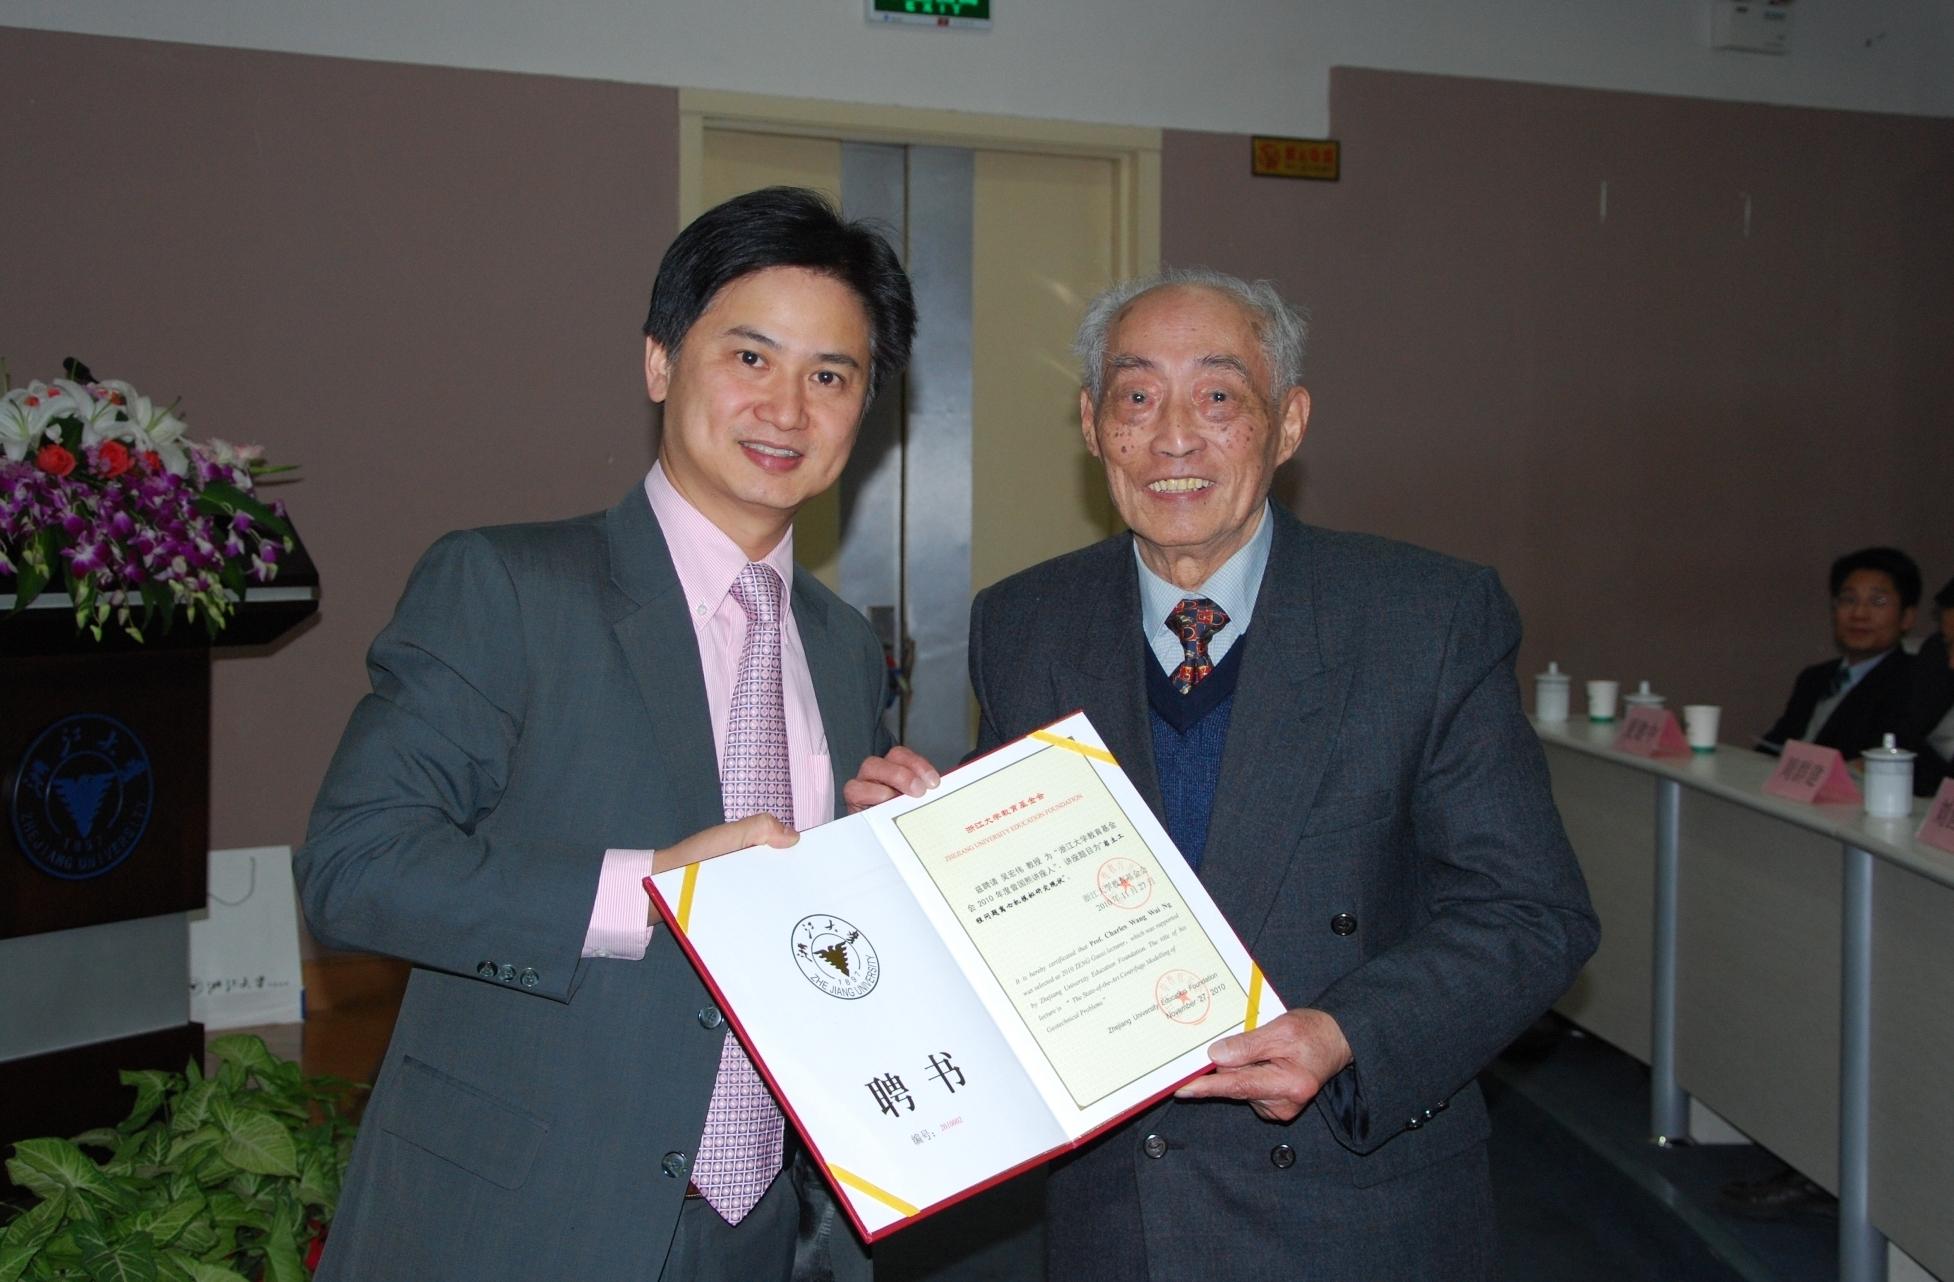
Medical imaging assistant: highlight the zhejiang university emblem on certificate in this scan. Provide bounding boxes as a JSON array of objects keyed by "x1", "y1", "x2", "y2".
[{"x1": 791, "y1": 914, "x2": 881, "y2": 1000}]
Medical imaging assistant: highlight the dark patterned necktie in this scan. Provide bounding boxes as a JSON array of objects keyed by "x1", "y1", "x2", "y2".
[
  {"x1": 1167, "y1": 596, "x2": 1231, "y2": 695},
  {"x1": 692, "y1": 562, "x2": 789, "y2": 1224}
]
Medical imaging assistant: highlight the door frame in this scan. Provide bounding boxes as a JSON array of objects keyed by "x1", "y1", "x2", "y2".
[{"x1": 676, "y1": 88, "x2": 1161, "y2": 278}]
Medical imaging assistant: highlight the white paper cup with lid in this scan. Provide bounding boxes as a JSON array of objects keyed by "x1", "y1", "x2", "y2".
[
  {"x1": 1862, "y1": 733, "x2": 1915, "y2": 819},
  {"x1": 1623, "y1": 680, "x2": 1665, "y2": 710},
  {"x1": 1535, "y1": 662, "x2": 1571, "y2": 722}
]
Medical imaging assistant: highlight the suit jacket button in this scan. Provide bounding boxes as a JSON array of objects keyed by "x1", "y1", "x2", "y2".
[
  {"x1": 1406, "y1": 1116, "x2": 1423, "y2": 1130},
  {"x1": 1142, "y1": 1134, "x2": 1169, "y2": 1159},
  {"x1": 661, "y1": 1151, "x2": 691, "y2": 1179},
  {"x1": 699, "y1": 1007, "x2": 725, "y2": 1030},
  {"x1": 1435, "y1": 1099, "x2": 1448, "y2": 1112},
  {"x1": 1270, "y1": 1144, "x2": 1296, "y2": 1169},
  {"x1": 518, "y1": 968, "x2": 539, "y2": 989},
  {"x1": 1330, "y1": 913, "x2": 1358, "y2": 937},
  {"x1": 477, "y1": 961, "x2": 497, "y2": 979},
  {"x1": 498, "y1": 964, "x2": 517, "y2": 983}
]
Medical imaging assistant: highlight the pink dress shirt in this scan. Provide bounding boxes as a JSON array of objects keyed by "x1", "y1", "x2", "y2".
[{"x1": 582, "y1": 463, "x2": 836, "y2": 959}]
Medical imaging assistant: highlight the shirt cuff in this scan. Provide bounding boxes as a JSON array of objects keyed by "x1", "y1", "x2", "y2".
[{"x1": 584, "y1": 848, "x2": 657, "y2": 960}]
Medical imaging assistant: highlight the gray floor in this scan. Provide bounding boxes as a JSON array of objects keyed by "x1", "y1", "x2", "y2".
[
  {"x1": 1492, "y1": 1023, "x2": 1836, "y2": 1282},
  {"x1": 874, "y1": 1020, "x2": 1837, "y2": 1281}
]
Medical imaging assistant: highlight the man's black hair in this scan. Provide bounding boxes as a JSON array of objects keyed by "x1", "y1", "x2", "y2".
[
  {"x1": 1829, "y1": 546, "x2": 1922, "y2": 610},
  {"x1": 1934, "y1": 575, "x2": 1954, "y2": 612},
  {"x1": 643, "y1": 186, "x2": 916, "y2": 403}
]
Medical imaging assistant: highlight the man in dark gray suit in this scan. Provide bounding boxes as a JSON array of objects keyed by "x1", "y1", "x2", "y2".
[
  {"x1": 862, "y1": 269, "x2": 1597, "y2": 1279},
  {"x1": 297, "y1": 188, "x2": 913, "y2": 1282}
]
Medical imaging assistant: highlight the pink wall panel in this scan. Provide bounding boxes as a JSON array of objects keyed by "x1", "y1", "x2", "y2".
[
  {"x1": 1, "y1": 27, "x2": 681, "y2": 859},
  {"x1": 6, "y1": 31, "x2": 1949, "y2": 893},
  {"x1": 1163, "y1": 69, "x2": 1954, "y2": 741}
]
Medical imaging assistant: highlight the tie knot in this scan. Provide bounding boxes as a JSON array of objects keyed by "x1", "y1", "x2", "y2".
[
  {"x1": 1165, "y1": 596, "x2": 1230, "y2": 695},
  {"x1": 730, "y1": 562, "x2": 783, "y2": 627},
  {"x1": 1167, "y1": 596, "x2": 1230, "y2": 642}
]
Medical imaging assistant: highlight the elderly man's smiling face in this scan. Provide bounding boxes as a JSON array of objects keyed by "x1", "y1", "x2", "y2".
[{"x1": 1082, "y1": 285, "x2": 1309, "y2": 589}]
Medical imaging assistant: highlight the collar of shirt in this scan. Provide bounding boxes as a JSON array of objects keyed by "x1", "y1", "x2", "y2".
[
  {"x1": 642, "y1": 461, "x2": 834, "y2": 829},
  {"x1": 1134, "y1": 499, "x2": 1275, "y2": 675},
  {"x1": 1838, "y1": 648, "x2": 1895, "y2": 696},
  {"x1": 645, "y1": 460, "x2": 797, "y2": 627}
]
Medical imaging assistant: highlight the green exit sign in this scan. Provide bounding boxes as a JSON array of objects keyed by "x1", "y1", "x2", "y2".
[{"x1": 868, "y1": 0, "x2": 991, "y2": 29}]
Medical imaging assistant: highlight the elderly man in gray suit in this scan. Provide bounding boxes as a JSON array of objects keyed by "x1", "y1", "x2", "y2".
[
  {"x1": 297, "y1": 188, "x2": 913, "y2": 1282},
  {"x1": 860, "y1": 270, "x2": 1598, "y2": 1279}
]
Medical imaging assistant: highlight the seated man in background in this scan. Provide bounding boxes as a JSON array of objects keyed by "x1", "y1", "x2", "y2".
[
  {"x1": 1730, "y1": 551, "x2": 1939, "y2": 1218},
  {"x1": 1910, "y1": 575, "x2": 1954, "y2": 794},
  {"x1": 1758, "y1": 546, "x2": 1922, "y2": 761}
]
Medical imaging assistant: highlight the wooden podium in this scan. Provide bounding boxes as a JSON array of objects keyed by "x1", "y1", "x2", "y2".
[{"x1": 0, "y1": 543, "x2": 317, "y2": 1158}]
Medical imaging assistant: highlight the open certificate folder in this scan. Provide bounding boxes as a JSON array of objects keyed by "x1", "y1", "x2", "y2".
[{"x1": 646, "y1": 711, "x2": 1281, "y2": 1242}]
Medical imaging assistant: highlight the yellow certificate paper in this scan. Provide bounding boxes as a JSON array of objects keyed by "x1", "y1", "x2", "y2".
[{"x1": 647, "y1": 712, "x2": 1278, "y2": 1243}]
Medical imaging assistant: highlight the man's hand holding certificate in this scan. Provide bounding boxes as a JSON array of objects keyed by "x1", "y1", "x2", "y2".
[{"x1": 645, "y1": 712, "x2": 1280, "y2": 1241}]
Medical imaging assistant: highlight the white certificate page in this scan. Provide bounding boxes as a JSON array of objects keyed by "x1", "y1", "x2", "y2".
[
  {"x1": 866, "y1": 715, "x2": 1275, "y2": 1135},
  {"x1": 649, "y1": 712, "x2": 1278, "y2": 1241},
  {"x1": 650, "y1": 822, "x2": 1064, "y2": 1239}
]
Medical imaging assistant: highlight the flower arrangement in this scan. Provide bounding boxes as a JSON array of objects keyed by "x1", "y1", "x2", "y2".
[{"x1": 0, "y1": 359, "x2": 296, "y2": 642}]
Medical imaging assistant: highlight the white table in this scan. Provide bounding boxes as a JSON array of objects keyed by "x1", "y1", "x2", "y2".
[{"x1": 1536, "y1": 718, "x2": 1954, "y2": 1282}]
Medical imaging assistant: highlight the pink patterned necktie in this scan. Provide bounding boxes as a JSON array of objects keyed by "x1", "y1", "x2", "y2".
[{"x1": 692, "y1": 562, "x2": 790, "y2": 1224}]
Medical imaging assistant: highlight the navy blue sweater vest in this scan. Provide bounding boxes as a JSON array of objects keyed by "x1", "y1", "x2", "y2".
[{"x1": 1145, "y1": 634, "x2": 1247, "y2": 871}]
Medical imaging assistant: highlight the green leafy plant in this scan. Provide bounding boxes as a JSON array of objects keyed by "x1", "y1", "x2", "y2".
[{"x1": 0, "y1": 1035, "x2": 365, "y2": 1282}]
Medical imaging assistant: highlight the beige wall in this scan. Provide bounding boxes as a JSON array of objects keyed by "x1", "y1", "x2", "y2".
[
  {"x1": 1161, "y1": 70, "x2": 1954, "y2": 741},
  {"x1": 969, "y1": 149, "x2": 1125, "y2": 594}
]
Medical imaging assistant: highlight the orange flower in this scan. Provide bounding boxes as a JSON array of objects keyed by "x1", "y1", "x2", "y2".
[
  {"x1": 34, "y1": 443, "x2": 76, "y2": 477},
  {"x1": 95, "y1": 440, "x2": 134, "y2": 478}
]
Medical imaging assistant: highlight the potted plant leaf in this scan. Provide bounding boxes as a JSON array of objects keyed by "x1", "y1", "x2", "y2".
[{"x1": 0, "y1": 1035, "x2": 364, "y2": 1282}]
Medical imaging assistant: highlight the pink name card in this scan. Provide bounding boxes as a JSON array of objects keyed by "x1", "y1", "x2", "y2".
[
  {"x1": 1918, "y1": 780, "x2": 1954, "y2": 855},
  {"x1": 1612, "y1": 706, "x2": 1691, "y2": 758},
  {"x1": 1763, "y1": 740, "x2": 1862, "y2": 805}
]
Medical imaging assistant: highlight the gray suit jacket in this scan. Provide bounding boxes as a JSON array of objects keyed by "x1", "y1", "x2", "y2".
[
  {"x1": 296, "y1": 485, "x2": 887, "y2": 1282},
  {"x1": 969, "y1": 507, "x2": 1598, "y2": 1281}
]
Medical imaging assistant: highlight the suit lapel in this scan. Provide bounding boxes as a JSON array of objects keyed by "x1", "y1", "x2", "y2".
[
  {"x1": 1831, "y1": 649, "x2": 1908, "y2": 747},
  {"x1": 1199, "y1": 512, "x2": 1353, "y2": 950},
  {"x1": 788, "y1": 571, "x2": 868, "y2": 819},
  {"x1": 1064, "y1": 539, "x2": 1164, "y2": 820},
  {"x1": 604, "y1": 486, "x2": 724, "y2": 829}
]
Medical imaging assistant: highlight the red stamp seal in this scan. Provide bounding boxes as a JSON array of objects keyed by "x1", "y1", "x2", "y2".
[
  {"x1": 1154, "y1": 969, "x2": 1211, "y2": 1025},
  {"x1": 1096, "y1": 856, "x2": 1152, "y2": 910}
]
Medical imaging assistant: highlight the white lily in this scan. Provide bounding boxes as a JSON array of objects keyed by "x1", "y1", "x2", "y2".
[
  {"x1": 0, "y1": 387, "x2": 33, "y2": 460},
  {"x1": 68, "y1": 378, "x2": 137, "y2": 445},
  {"x1": 26, "y1": 379, "x2": 84, "y2": 418},
  {"x1": 0, "y1": 381, "x2": 86, "y2": 459},
  {"x1": 102, "y1": 379, "x2": 191, "y2": 474}
]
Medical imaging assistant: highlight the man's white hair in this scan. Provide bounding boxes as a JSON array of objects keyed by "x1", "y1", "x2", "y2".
[{"x1": 1072, "y1": 268, "x2": 1308, "y2": 406}]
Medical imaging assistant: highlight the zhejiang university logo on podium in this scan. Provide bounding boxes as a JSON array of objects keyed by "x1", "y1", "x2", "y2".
[{"x1": 11, "y1": 714, "x2": 154, "y2": 880}]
